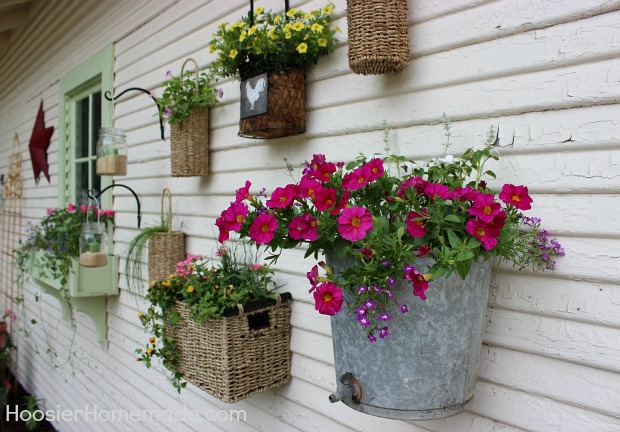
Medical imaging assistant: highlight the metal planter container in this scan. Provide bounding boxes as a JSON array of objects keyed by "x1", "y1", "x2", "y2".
[{"x1": 329, "y1": 256, "x2": 492, "y2": 420}]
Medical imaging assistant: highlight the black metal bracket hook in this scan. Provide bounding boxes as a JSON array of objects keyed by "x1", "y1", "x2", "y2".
[
  {"x1": 104, "y1": 87, "x2": 165, "y2": 141},
  {"x1": 89, "y1": 184, "x2": 142, "y2": 229}
]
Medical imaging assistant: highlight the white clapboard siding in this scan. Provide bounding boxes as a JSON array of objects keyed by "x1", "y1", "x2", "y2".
[{"x1": 1, "y1": 0, "x2": 620, "y2": 431}]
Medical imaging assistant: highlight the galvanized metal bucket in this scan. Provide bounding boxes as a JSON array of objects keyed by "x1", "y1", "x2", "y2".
[{"x1": 329, "y1": 255, "x2": 492, "y2": 420}]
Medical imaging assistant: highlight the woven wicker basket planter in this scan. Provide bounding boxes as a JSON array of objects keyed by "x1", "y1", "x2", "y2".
[
  {"x1": 148, "y1": 189, "x2": 186, "y2": 282},
  {"x1": 347, "y1": 0, "x2": 410, "y2": 75},
  {"x1": 167, "y1": 295, "x2": 292, "y2": 403},
  {"x1": 170, "y1": 108, "x2": 209, "y2": 177},
  {"x1": 238, "y1": 68, "x2": 306, "y2": 139}
]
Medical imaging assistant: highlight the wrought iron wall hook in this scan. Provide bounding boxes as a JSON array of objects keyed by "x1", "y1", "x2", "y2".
[
  {"x1": 104, "y1": 87, "x2": 165, "y2": 141},
  {"x1": 89, "y1": 184, "x2": 142, "y2": 228}
]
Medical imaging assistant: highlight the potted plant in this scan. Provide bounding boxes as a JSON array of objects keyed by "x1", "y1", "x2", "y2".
[
  {"x1": 158, "y1": 58, "x2": 222, "y2": 177},
  {"x1": 216, "y1": 121, "x2": 564, "y2": 419},
  {"x1": 136, "y1": 247, "x2": 291, "y2": 402},
  {"x1": 209, "y1": 2, "x2": 338, "y2": 139}
]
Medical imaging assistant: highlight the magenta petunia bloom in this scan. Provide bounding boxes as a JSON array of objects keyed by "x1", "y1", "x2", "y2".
[
  {"x1": 416, "y1": 244, "x2": 432, "y2": 257},
  {"x1": 337, "y1": 206, "x2": 373, "y2": 242},
  {"x1": 365, "y1": 158, "x2": 384, "y2": 182},
  {"x1": 308, "y1": 161, "x2": 337, "y2": 183},
  {"x1": 468, "y1": 193, "x2": 501, "y2": 223},
  {"x1": 235, "y1": 180, "x2": 252, "y2": 203},
  {"x1": 424, "y1": 182, "x2": 451, "y2": 200},
  {"x1": 342, "y1": 166, "x2": 372, "y2": 191},
  {"x1": 215, "y1": 217, "x2": 230, "y2": 243},
  {"x1": 313, "y1": 187, "x2": 338, "y2": 211},
  {"x1": 66, "y1": 203, "x2": 76, "y2": 212},
  {"x1": 406, "y1": 210, "x2": 427, "y2": 238},
  {"x1": 499, "y1": 184, "x2": 533, "y2": 210},
  {"x1": 307, "y1": 264, "x2": 320, "y2": 292},
  {"x1": 221, "y1": 202, "x2": 248, "y2": 231},
  {"x1": 313, "y1": 282, "x2": 344, "y2": 316},
  {"x1": 402, "y1": 265, "x2": 429, "y2": 300},
  {"x1": 288, "y1": 213, "x2": 318, "y2": 241},
  {"x1": 397, "y1": 176, "x2": 427, "y2": 198},
  {"x1": 298, "y1": 176, "x2": 322, "y2": 199},
  {"x1": 330, "y1": 191, "x2": 351, "y2": 215},
  {"x1": 105, "y1": 209, "x2": 114, "y2": 217},
  {"x1": 466, "y1": 218, "x2": 498, "y2": 250},
  {"x1": 266, "y1": 184, "x2": 298, "y2": 208},
  {"x1": 249, "y1": 213, "x2": 278, "y2": 244},
  {"x1": 80, "y1": 204, "x2": 88, "y2": 213},
  {"x1": 487, "y1": 211, "x2": 507, "y2": 237}
]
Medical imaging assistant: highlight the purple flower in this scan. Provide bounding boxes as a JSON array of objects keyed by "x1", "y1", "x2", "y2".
[
  {"x1": 355, "y1": 307, "x2": 366, "y2": 317},
  {"x1": 388, "y1": 276, "x2": 395, "y2": 286},
  {"x1": 379, "y1": 327, "x2": 389, "y2": 339},
  {"x1": 400, "y1": 304, "x2": 409, "y2": 314},
  {"x1": 218, "y1": 88, "x2": 224, "y2": 98},
  {"x1": 373, "y1": 285, "x2": 382, "y2": 293},
  {"x1": 364, "y1": 298, "x2": 376, "y2": 309},
  {"x1": 358, "y1": 317, "x2": 371, "y2": 327},
  {"x1": 378, "y1": 312, "x2": 392, "y2": 321},
  {"x1": 540, "y1": 253, "x2": 549, "y2": 262},
  {"x1": 357, "y1": 286, "x2": 367, "y2": 293},
  {"x1": 368, "y1": 333, "x2": 377, "y2": 343},
  {"x1": 165, "y1": 70, "x2": 173, "y2": 78},
  {"x1": 163, "y1": 106, "x2": 172, "y2": 118},
  {"x1": 381, "y1": 260, "x2": 390, "y2": 266}
]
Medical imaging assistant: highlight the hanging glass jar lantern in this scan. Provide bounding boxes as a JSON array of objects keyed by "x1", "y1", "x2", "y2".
[
  {"x1": 96, "y1": 127, "x2": 128, "y2": 176},
  {"x1": 79, "y1": 200, "x2": 108, "y2": 267}
]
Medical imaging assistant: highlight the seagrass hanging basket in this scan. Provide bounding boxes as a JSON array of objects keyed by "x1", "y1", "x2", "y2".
[
  {"x1": 170, "y1": 58, "x2": 209, "y2": 176},
  {"x1": 166, "y1": 294, "x2": 292, "y2": 403},
  {"x1": 148, "y1": 188, "x2": 185, "y2": 282},
  {"x1": 347, "y1": 0, "x2": 410, "y2": 75}
]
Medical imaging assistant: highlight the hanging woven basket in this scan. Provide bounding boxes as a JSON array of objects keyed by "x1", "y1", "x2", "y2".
[
  {"x1": 238, "y1": 67, "x2": 306, "y2": 139},
  {"x1": 167, "y1": 294, "x2": 292, "y2": 403},
  {"x1": 347, "y1": 0, "x2": 410, "y2": 75},
  {"x1": 148, "y1": 188, "x2": 185, "y2": 282},
  {"x1": 170, "y1": 58, "x2": 209, "y2": 176}
]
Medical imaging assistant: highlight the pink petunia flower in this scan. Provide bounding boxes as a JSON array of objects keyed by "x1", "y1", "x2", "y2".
[
  {"x1": 313, "y1": 187, "x2": 338, "y2": 211},
  {"x1": 46, "y1": 208, "x2": 56, "y2": 215},
  {"x1": 402, "y1": 265, "x2": 429, "y2": 300},
  {"x1": 313, "y1": 282, "x2": 344, "y2": 316},
  {"x1": 249, "y1": 213, "x2": 278, "y2": 244},
  {"x1": 466, "y1": 218, "x2": 498, "y2": 250},
  {"x1": 215, "y1": 217, "x2": 230, "y2": 242},
  {"x1": 288, "y1": 213, "x2": 318, "y2": 241},
  {"x1": 424, "y1": 183, "x2": 451, "y2": 200},
  {"x1": 310, "y1": 161, "x2": 337, "y2": 183},
  {"x1": 416, "y1": 244, "x2": 432, "y2": 257},
  {"x1": 397, "y1": 176, "x2": 427, "y2": 198},
  {"x1": 298, "y1": 177, "x2": 322, "y2": 199},
  {"x1": 307, "y1": 264, "x2": 320, "y2": 292},
  {"x1": 105, "y1": 209, "x2": 114, "y2": 217},
  {"x1": 221, "y1": 202, "x2": 248, "y2": 231},
  {"x1": 329, "y1": 190, "x2": 351, "y2": 215},
  {"x1": 80, "y1": 204, "x2": 88, "y2": 212},
  {"x1": 487, "y1": 211, "x2": 506, "y2": 237},
  {"x1": 67, "y1": 203, "x2": 77, "y2": 212},
  {"x1": 406, "y1": 210, "x2": 427, "y2": 238},
  {"x1": 499, "y1": 184, "x2": 533, "y2": 210},
  {"x1": 365, "y1": 158, "x2": 384, "y2": 182},
  {"x1": 235, "y1": 180, "x2": 252, "y2": 203},
  {"x1": 266, "y1": 184, "x2": 298, "y2": 209},
  {"x1": 468, "y1": 193, "x2": 501, "y2": 223},
  {"x1": 342, "y1": 166, "x2": 372, "y2": 191},
  {"x1": 337, "y1": 206, "x2": 373, "y2": 242}
]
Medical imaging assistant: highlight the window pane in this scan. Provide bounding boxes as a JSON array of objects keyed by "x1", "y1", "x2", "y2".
[
  {"x1": 91, "y1": 91, "x2": 101, "y2": 150},
  {"x1": 75, "y1": 96, "x2": 90, "y2": 159},
  {"x1": 91, "y1": 160, "x2": 101, "y2": 200},
  {"x1": 75, "y1": 161, "x2": 89, "y2": 206}
]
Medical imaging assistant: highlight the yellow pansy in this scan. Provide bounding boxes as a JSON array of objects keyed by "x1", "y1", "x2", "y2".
[
  {"x1": 239, "y1": 30, "x2": 247, "y2": 42},
  {"x1": 292, "y1": 21, "x2": 304, "y2": 31},
  {"x1": 311, "y1": 23, "x2": 324, "y2": 33},
  {"x1": 231, "y1": 21, "x2": 244, "y2": 29},
  {"x1": 255, "y1": 6, "x2": 264, "y2": 14},
  {"x1": 304, "y1": 13, "x2": 312, "y2": 19},
  {"x1": 150, "y1": 280, "x2": 156, "y2": 286},
  {"x1": 285, "y1": 31, "x2": 292, "y2": 39},
  {"x1": 186, "y1": 285, "x2": 195, "y2": 293},
  {"x1": 267, "y1": 27, "x2": 278, "y2": 40},
  {"x1": 274, "y1": 15, "x2": 282, "y2": 23},
  {"x1": 296, "y1": 43, "x2": 308, "y2": 54},
  {"x1": 286, "y1": 8, "x2": 297, "y2": 17},
  {"x1": 322, "y1": 5, "x2": 333, "y2": 14},
  {"x1": 137, "y1": 312, "x2": 144, "y2": 318},
  {"x1": 146, "y1": 347, "x2": 153, "y2": 355},
  {"x1": 229, "y1": 49, "x2": 238, "y2": 58},
  {"x1": 218, "y1": 21, "x2": 228, "y2": 30},
  {"x1": 318, "y1": 38, "x2": 328, "y2": 47},
  {"x1": 248, "y1": 25, "x2": 257, "y2": 36},
  {"x1": 149, "y1": 337, "x2": 156, "y2": 345},
  {"x1": 283, "y1": 23, "x2": 292, "y2": 32}
]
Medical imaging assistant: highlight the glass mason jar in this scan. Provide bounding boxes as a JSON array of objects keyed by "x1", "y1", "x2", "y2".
[
  {"x1": 96, "y1": 127, "x2": 128, "y2": 176},
  {"x1": 79, "y1": 222, "x2": 108, "y2": 267}
]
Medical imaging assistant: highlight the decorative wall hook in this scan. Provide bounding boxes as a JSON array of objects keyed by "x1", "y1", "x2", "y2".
[
  {"x1": 89, "y1": 184, "x2": 142, "y2": 228},
  {"x1": 104, "y1": 88, "x2": 165, "y2": 141}
]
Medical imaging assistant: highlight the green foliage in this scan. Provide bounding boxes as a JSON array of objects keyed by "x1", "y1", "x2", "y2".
[
  {"x1": 209, "y1": 3, "x2": 338, "y2": 79},
  {"x1": 124, "y1": 223, "x2": 168, "y2": 295},
  {"x1": 158, "y1": 69, "x2": 220, "y2": 125},
  {"x1": 135, "y1": 245, "x2": 277, "y2": 392}
]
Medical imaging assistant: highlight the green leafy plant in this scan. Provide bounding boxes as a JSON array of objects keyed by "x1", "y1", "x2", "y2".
[
  {"x1": 158, "y1": 68, "x2": 221, "y2": 125},
  {"x1": 216, "y1": 120, "x2": 565, "y2": 342},
  {"x1": 136, "y1": 245, "x2": 277, "y2": 391},
  {"x1": 209, "y1": 2, "x2": 338, "y2": 79},
  {"x1": 124, "y1": 223, "x2": 168, "y2": 295},
  {"x1": 15, "y1": 204, "x2": 114, "y2": 291}
]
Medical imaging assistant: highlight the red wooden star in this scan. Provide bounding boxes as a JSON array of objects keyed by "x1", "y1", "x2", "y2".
[{"x1": 29, "y1": 100, "x2": 54, "y2": 184}]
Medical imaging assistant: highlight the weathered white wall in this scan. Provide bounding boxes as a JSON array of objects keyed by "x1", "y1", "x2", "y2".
[{"x1": 1, "y1": 0, "x2": 620, "y2": 430}]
